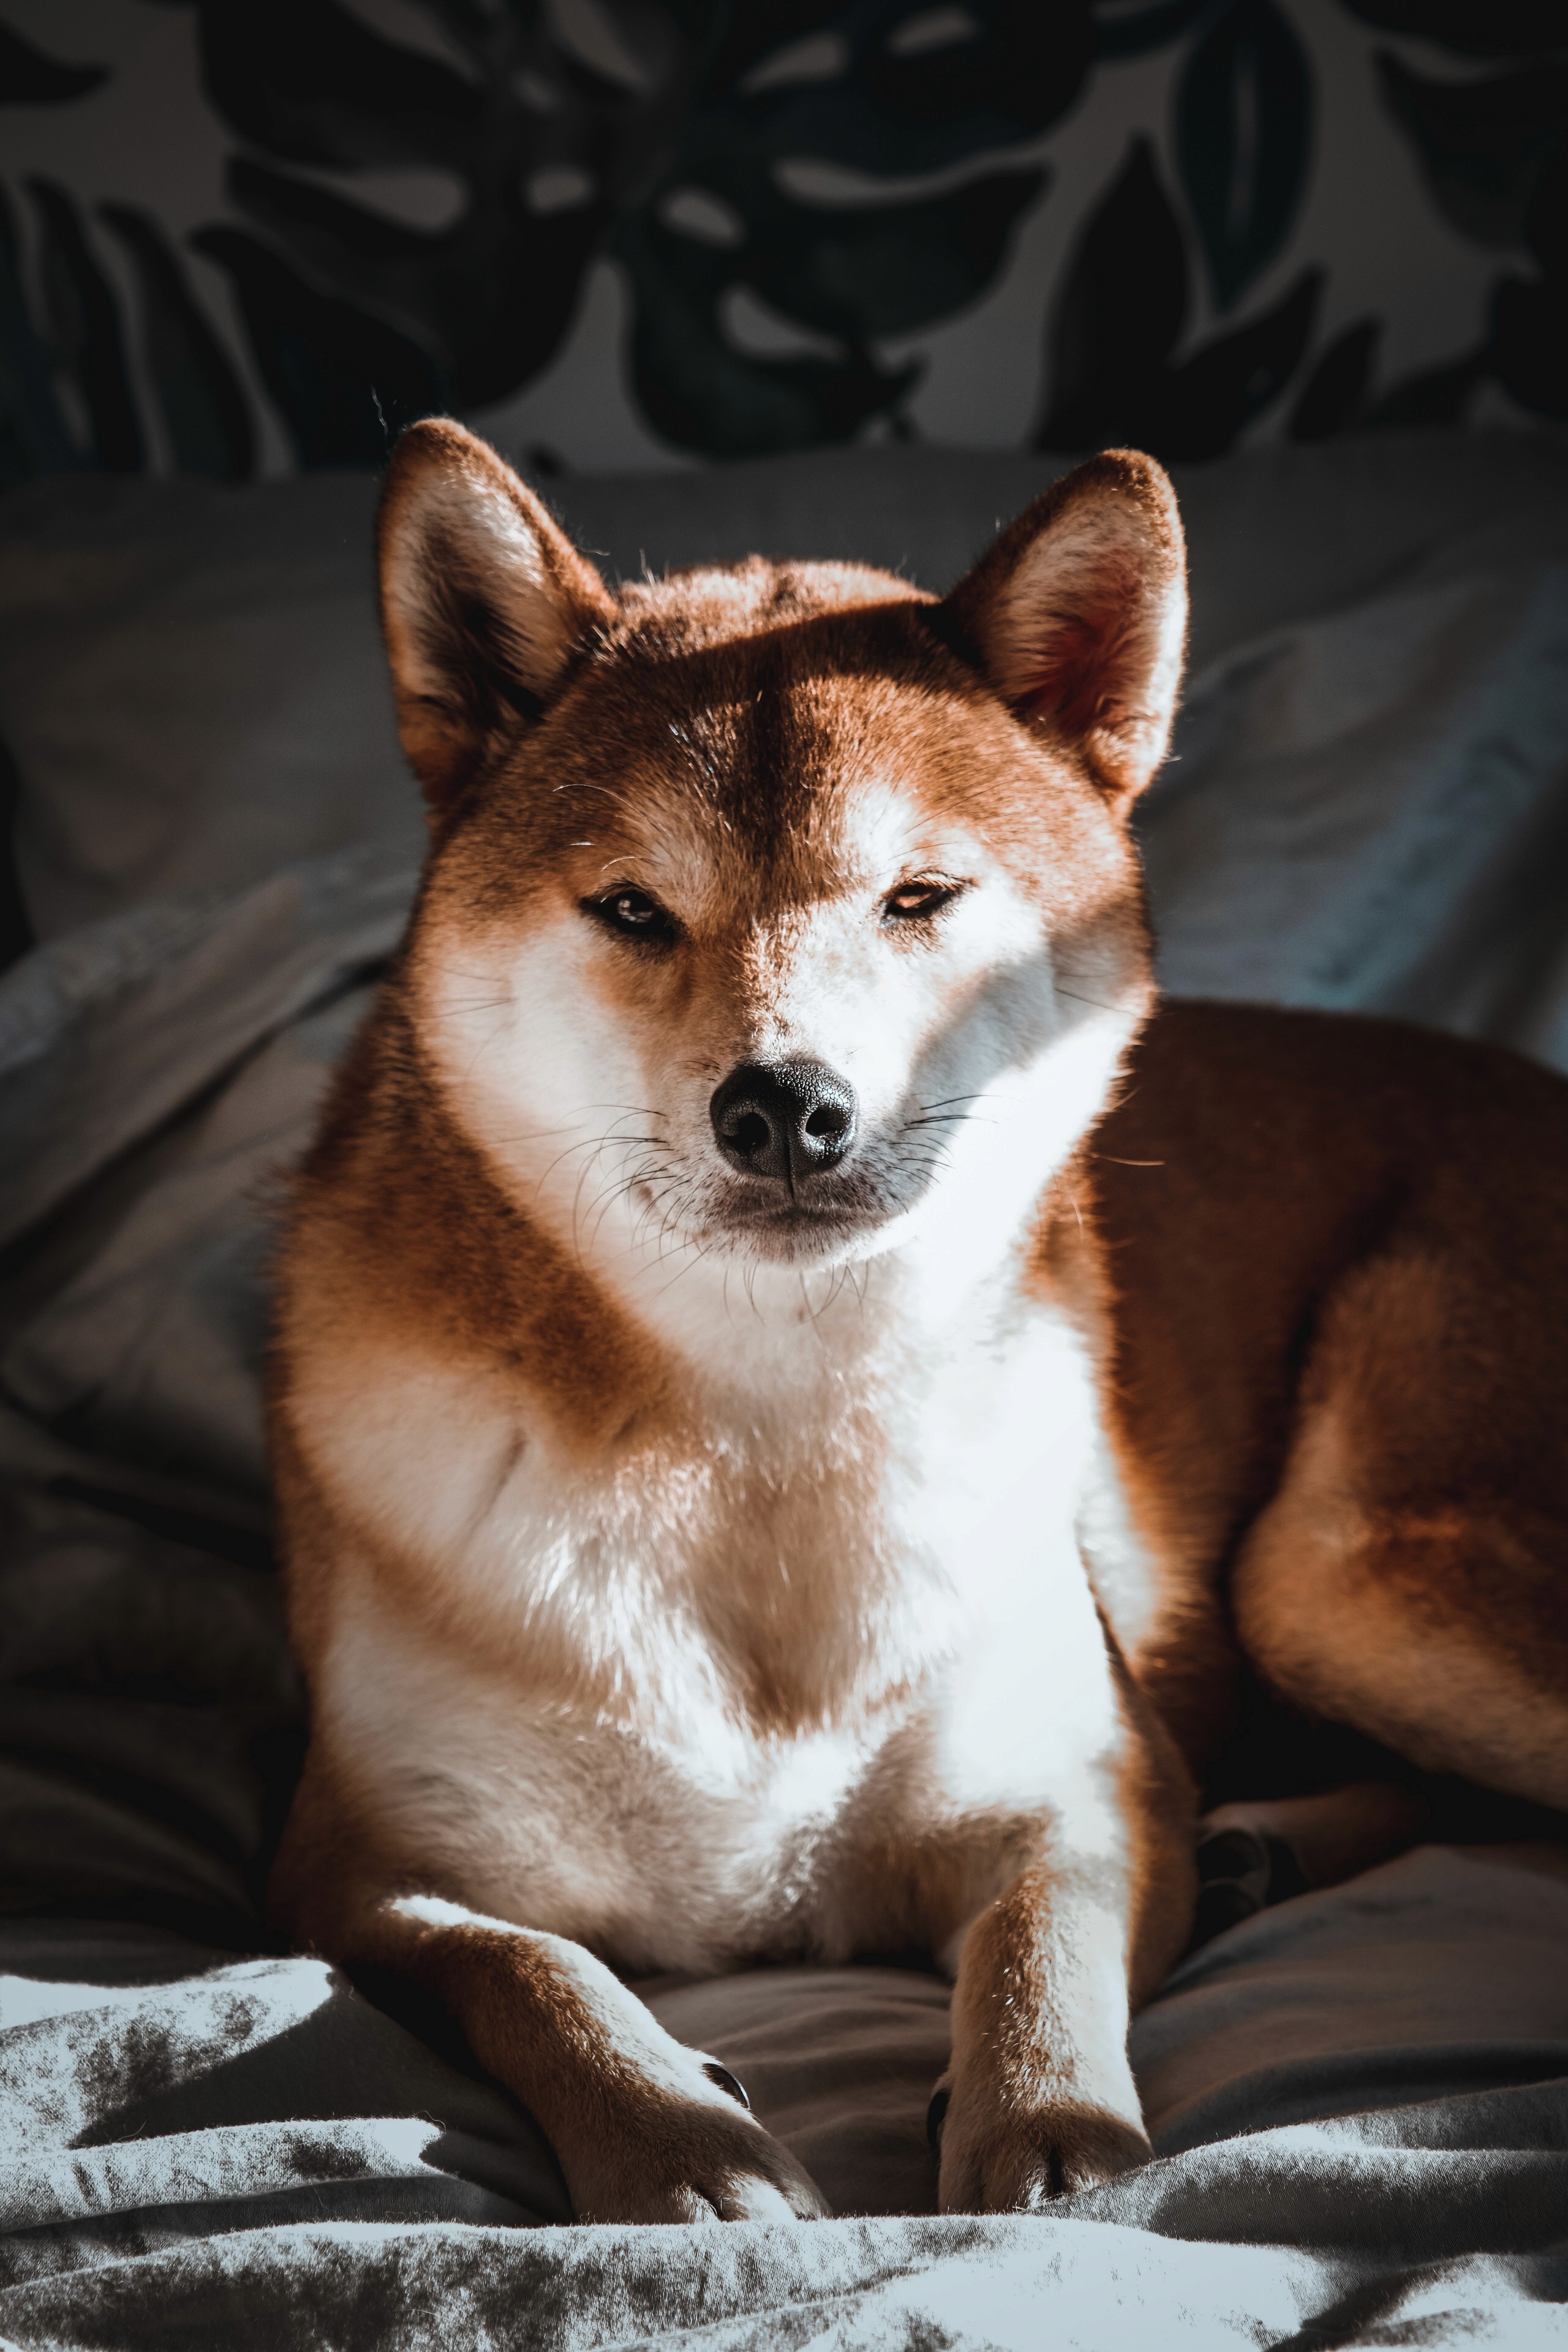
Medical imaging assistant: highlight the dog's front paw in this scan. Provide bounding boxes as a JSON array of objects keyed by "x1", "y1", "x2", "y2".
[
  {"x1": 929, "y1": 2070, "x2": 1150, "y2": 2212},
  {"x1": 565, "y1": 2063, "x2": 831, "y2": 2224}
]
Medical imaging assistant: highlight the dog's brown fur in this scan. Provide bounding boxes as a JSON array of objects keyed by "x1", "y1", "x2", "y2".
[
  {"x1": 1100, "y1": 1003, "x2": 1568, "y2": 1800},
  {"x1": 268, "y1": 419, "x2": 1568, "y2": 2222}
]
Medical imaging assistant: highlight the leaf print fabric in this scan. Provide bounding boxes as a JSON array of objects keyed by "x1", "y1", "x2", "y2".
[{"x1": 0, "y1": 4, "x2": 1563, "y2": 469}]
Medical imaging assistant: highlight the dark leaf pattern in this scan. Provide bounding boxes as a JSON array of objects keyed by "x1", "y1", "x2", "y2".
[
  {"x1": 195, "y1": 0, "x2": 486, "y2": 173},
  {"x1": 741, "y1": 170, "x2": 1048, "y2": 342},
  {"x1": 1341, "y1": 0, "x2": 1566, "y2": 57},
  {"x1": 1363, "y1": 344, "x2": 1485, "y2": 425},
  {"x1": 1488, "y1": 274, "x2": 1568, "y2": 417},
  {"x1": 1036, "y1": 137, "x2": 1319, "y2": 462},
  {"x1": 174, "y1": 0, "x2": 1070, "y2": 458},
  {"x1": 26, "y1": 178, "x2": 143, "y2": 471},
  {"x1": 0, "y1": 0, "x2": 1566, "y2": 473},
  {"x1": 197, "y1": 0, "x2": 616, "y2": 410},
  {"x1": 0, "y1": 184, "x2": 78, "y2": 485},
  {"x1": 1376, "y1": 54, "x2": 1568, "y2": 249},
  {"x1": 0, "y1": 21, "x2": 106, "y2": 107},
  {"x1": 1528, "y1": 148, "x2": 1568, "y2": 277},
  {"x1": 1288, "y1": 316, "x2": 1379, "y2": 439},
  {"x1": 189, "y1": 227, "x2": 444, "y2": 468},
  {"x1": 1177, "y1": 0, "x2": 1314, "y2": 311},
  {"x1": 1038, "y1": 138, "x2": 1189, "y2": 449},
  {"x1": 1158, "y1": 265, "x2": 1321, "y2": 455},
  {"x1": 99, "y1": 204, "x2": 255, "y2": 480},
  {"x1": 225, "y1": 155, "x2": 603, "y2": 413},
  {"x1": 722, "y1": 0, "x2": 1096, "y2": 176},
  {"x1": 1370, "y1": 47, "x2": 1568, "y2": 433},
  {"x1": 1091, "y1": 0, "x2": 1212, "y2": 61},
  {"x1": 622, "y1": 206, "x2": 917, "y2": 456}
]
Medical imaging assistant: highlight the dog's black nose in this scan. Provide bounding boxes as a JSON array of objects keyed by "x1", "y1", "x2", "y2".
[{"x1": 710, "y1": 1060, "x2": 858, "y2": 1186}]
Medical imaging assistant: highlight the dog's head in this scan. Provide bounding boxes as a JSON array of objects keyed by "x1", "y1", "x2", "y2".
[{"x1": 379, "y1": 424, "x2": 1185, "y2": 1288}]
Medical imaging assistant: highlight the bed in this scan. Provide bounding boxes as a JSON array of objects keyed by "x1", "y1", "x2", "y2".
[{"x1": 2, "y1": 428, "x2": 1567, "y2": 2348}]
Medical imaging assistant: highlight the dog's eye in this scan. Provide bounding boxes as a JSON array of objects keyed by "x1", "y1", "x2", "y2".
[
  {"x1": 585, "y1": 888, "x2": 677, "y2": 943},
  {"x1": 883, "y1": 879, "x2": 960, "y2": 924}
]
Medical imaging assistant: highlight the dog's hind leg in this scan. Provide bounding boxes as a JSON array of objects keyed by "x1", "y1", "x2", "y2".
[
  {"x1": 1231, "y1": 1248, "x2": 1568, "y2": 1814},
  {"x1": 1202, "y1": 1782, "x2": 1430, "y2": 1888},
  {"x1": 1193, "y1": 1782, "x2": 1430, "y2": 1944}
]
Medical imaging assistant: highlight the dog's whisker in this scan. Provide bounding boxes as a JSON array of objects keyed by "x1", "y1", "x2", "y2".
[
  {"x1": 902, "y1": 1113, "x2": 998, "y2": 1131},
  {"x1": 1054, "y1": 986, "x2": 1123, "y2": 1016}
]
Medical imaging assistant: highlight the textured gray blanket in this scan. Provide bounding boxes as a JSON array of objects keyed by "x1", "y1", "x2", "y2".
[{"x1": 4, "y1": 434, "x2": 1568, "y2": 2345}]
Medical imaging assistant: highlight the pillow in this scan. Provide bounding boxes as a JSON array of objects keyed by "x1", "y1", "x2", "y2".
[
  {"x1": 1142, "y1": 527, "x2": 1568, "y2": 1072},
  {"x1": 0, "y1": 472, "x2": 413, "y2": 941}
]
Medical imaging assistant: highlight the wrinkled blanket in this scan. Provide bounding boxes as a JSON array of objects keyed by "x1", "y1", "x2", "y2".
[
  {"x1": 4, "y1": 454, "x2": 1568, "y2": 2345},
  {"x1": 6, "y1": 1859, "x2": 1568, "y2": 2348}
]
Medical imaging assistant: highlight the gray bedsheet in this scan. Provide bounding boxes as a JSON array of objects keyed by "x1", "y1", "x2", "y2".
[
  {"x1": 4, "y1": 1847, "x2": 1568, "y2": 2347},
  {"x1": 4, "y1": 447, "x2": 1568, "y2": 2343}
]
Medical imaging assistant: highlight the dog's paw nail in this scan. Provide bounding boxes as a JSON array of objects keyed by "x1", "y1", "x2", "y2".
[
  {"x1": 701, "y1": 2057, "x2": 750, "y2": 2111},
  {"x1": 926, "y1": 2085, "x2": 950, "y2": 2153}
]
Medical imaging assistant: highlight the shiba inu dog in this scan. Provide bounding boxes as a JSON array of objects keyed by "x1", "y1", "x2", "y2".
[{"x1": 269, "y1": 420, "x2": 1568, "y2": 2223}]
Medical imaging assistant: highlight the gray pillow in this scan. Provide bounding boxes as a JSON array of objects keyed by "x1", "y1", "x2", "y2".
[{"x1": 0, "y1": 472, "x2": 413, "y2": 941}]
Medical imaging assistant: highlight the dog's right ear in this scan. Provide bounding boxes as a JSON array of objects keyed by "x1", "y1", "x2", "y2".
[
  {"x1": 377, "y1": 419, "x2": 616, "y2": 809},
  {"x1": 941, "y1": 450, "x2": 1186, "y2": 804}
]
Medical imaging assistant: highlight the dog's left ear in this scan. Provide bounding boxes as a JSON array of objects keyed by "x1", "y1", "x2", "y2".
[{"x1": 943, "y1": 450, "x2": 1186, "y2": 802}]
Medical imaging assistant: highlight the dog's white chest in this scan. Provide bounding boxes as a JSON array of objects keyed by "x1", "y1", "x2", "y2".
[{"x1": 318, "y1": 1297, "x2": 1131, "y2": 1972}]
